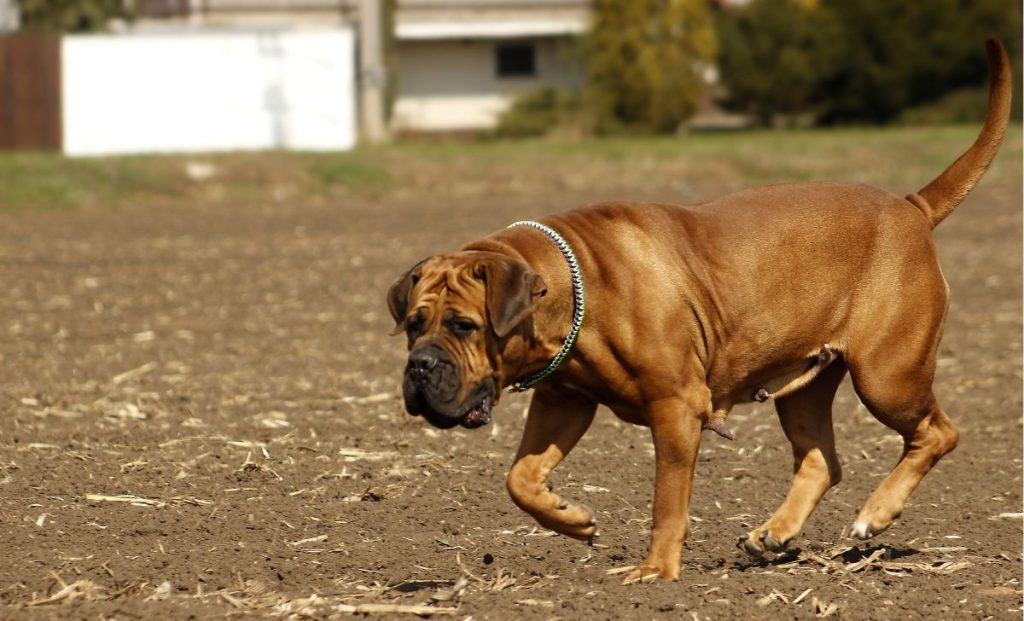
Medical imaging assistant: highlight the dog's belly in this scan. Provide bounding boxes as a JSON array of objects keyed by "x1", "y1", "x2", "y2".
[{"x1": 715, "y1": 343, "x2": 840, "y2": 409}]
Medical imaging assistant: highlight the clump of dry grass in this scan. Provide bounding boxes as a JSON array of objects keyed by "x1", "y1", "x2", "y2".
[
  {"x1": 85, "y1": 493, "x2": 212, "y2": 508},
  {"x1": 25, "y1": 574, "x2": 107, "y2": 607}
]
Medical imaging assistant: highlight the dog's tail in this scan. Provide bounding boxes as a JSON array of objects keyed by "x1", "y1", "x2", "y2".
[{"x1": 906, "y1": 37, "x2": 1013, "y2": 229}]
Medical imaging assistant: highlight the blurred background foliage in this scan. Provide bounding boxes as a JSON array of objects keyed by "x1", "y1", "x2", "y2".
[
  {"x1": 499, "y1": 0, "x2": 717, "y2": 136},
  {"x1": 499, "y1": 0, "x2": 1022, "y2": 135},
  {"x1": 15, "y1": 0, "x2": 1022, "y2": 133},
  {"x1": 716, "y1": 0, "x2": 1022, "y2": 127},
  {"x1": 582, "y1": 0, "x2": 717, "y2": 133},
  {"x1": 19, "y1": 0, "x2": 129, "y2": 33}
]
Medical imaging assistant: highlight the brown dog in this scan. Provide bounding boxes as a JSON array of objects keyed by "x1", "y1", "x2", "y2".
[{"x1": 387, "y1": 39, "x2": 1011, "y2": 583}]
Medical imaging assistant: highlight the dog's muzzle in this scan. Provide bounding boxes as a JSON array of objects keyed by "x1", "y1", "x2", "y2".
[{"x1": 402, "y1": 345, "x2": 495, "y2": 429}]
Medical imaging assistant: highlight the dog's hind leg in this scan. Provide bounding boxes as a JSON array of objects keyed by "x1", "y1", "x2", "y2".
[
  {"x1": 846, "y1": 382, "x2": 958, "y2": 539},
  {"x1": 845, "y1": 288, "x2": 958, "y2": 539},
  {"x1": 506, "y1": 389, "x2": 598, "y2": 541},
  {"x1": 739, "y1": 361, "x2": 847, "y2": 557}
]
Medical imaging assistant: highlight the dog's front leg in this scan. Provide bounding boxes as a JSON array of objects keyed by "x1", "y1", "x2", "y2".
[
  {"x1": 625, "y1": 395, "x2": 705, "y2": 583},
  {"x1": 506, "y1": 389, "x2": 598, "y2": 541}
]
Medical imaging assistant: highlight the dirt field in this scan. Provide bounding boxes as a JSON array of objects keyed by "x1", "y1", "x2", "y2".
[{"x1": 0, "y1": 128, "x2": 1020, "y2": 620}]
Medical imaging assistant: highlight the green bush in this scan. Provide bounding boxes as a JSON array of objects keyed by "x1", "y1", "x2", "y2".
[
  {"x1": 20, "y1": 0, "x2": 128, "y2": 32},
  {"x1": 715, "y1": 0, "x2": 840, "y2": 126},
  {"x1": 494, "y1": 88, "x2": 584, "y2": 137},
  {"x1": 715, "y1": 0, "x2": 1022, "y2": 126},
  {"x1": 898, "y1": 87, "x2": 990, "y2": 125},
  {"x1": 583, "y1": 0, "x2": 717, "y2": 134},
  {"x1": 821, "y1": 0, "x2": 1019, "y2": 124}
]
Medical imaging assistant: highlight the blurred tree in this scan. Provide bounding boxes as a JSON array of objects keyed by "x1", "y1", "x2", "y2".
[
  {"x1": 715, "y1": 0, "x2": 840, "y2": 126},
  {"x1": 20, "y1": 0, "x2": 127, "y2": 32},
  {"x1": 715, "y1": 0, "x2": 1021, "y2": 125},
  {"x1": 584, "y1": 0, "x2": 717, "y2": 133},
  {"x1": 821, "y1": 0, "x2": 1020, "y2": 124}
]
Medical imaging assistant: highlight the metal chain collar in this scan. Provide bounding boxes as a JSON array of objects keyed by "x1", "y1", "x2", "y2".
[{"x1": 506, "y1": 220, "x2": 585, "y2": 391}]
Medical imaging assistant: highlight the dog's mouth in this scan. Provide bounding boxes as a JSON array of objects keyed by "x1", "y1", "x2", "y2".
[
  {"x1": 404, "y1": 378, "x2": 496, "y2": 430},
  {"x1": 457, "y1": 393, "x2": 493, "y2": 429}
]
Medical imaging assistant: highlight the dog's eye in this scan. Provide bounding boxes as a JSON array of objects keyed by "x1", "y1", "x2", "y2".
[
  {"x1": 405, "y1": 316, "x2": 424, "y2": 337},
  {"x1": 447, "y1": 318, "x2": 478, "y2": 336}
]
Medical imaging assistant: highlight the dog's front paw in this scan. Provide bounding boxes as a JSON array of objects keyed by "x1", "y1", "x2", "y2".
[
  {"x1": 508, "y1": 475, "x2": 598, "y2": 540},
  {"x1": 545, "y1": 497, "x2": 597, "y2": 540}
]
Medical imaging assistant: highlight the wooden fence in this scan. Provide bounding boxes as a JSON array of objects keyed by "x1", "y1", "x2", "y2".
[{"x1": 0, "y1": 34, "x2": 61, "y2": 150}]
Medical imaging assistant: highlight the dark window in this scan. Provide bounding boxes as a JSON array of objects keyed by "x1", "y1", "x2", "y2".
[{"x1": 496, "y1": 44, "x2": 536, "y2": 78}]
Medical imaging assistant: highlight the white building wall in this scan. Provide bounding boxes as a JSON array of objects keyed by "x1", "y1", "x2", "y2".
[
  {"x1": 62, "y1": 28, "x2": 356, "y2": 156},
  {"x1": 392, "y1": 37, "x2": 580, "y2": 132},
  {"x1": 0, "y1": 0, "x2": 19, "y2": 32}
]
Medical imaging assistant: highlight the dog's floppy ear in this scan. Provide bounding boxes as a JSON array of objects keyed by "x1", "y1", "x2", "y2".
[
  {"x1": 387, "y1": 259, "x2": 427, "y2": 334},
  {"x1": 477, "y1": 256, "x2": 545, "y2": 338}
]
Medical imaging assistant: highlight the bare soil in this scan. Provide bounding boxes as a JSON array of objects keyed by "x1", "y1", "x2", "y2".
[{"x1": 0, "y1": 136, "x2": 1020, "y2": 620}]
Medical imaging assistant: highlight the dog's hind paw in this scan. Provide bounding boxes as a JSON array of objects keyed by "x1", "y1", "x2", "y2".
[
  {"x1": 737, "y1": 534, "x2": 764, "y2": 558},
  {"x1": 849, "y1": 521, "x2": 881, "y2": 540},
  {"x1": 848, "y1": 509, "x2": 900, "y2": 540},
  {"x1": 737, "y1": 529, "x2": 790, "y2": 558},
  {"x1": 761, "y1": 531, "x2": 786, "y2": 552}
]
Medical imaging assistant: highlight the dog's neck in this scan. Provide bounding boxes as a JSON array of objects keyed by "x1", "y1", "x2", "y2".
[{"x1": 463, "y1": 235, "x2": 579, "y2": 390}]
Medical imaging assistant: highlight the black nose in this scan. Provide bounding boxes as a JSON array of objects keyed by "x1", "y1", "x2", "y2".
[{"x1": 407, "y1": 348, "x2": 439, "y2": 381}]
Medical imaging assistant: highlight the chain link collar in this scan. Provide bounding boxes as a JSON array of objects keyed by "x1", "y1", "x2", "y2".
[{"x1": 506, "y1": 220, "x2": 585, "y2": 391}]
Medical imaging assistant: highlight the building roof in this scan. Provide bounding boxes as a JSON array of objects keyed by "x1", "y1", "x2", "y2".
[
  {"x1": 134, "y1": 0, "x2": 592, "y2": 35},
  {"x1": 136, "y1": 0, "x2": 590, "y2": 15},
  {"x1": 396, "y1": 18, "x2": 584, "y2": 39},
  {"x1": 397, "y1": 0, "x2": 589, "y2": 40}
]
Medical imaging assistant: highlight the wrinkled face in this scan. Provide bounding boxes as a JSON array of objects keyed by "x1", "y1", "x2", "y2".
[{"x1": 387, "y1": 251, "x2": 542, "y2": 430}]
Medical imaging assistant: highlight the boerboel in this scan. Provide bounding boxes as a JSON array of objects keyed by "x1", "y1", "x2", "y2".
[{"x1": 387, "y1": 39, "x2": 1011, "y2": 583}]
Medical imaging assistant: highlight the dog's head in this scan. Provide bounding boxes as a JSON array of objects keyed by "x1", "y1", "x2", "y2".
[{"x1": 387, "y1": 251, "x2": 545, "y2": 430}]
